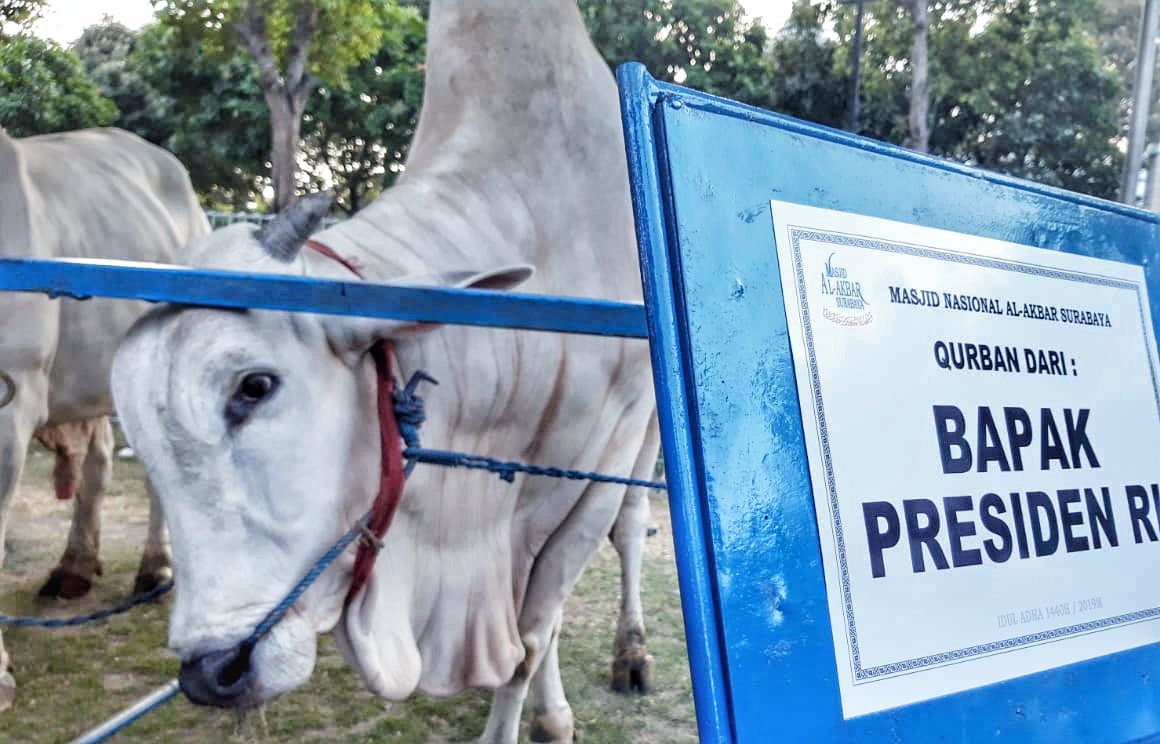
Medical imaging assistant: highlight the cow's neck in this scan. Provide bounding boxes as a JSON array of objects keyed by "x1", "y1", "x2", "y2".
[
  {"x1": 308, "y1": 0, "x2": 604, "y2": 284},
  {"x1": 425, "y1": 0, "x2": 583, "y2": 42}
]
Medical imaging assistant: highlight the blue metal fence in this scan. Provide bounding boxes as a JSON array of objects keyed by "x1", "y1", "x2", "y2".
[{"x1": 619, "y1": 61, "x2": 1160, "y2": 743}]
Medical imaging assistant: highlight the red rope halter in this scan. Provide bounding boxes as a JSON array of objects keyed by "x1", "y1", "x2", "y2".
[{"x1": 304, "y1": 238, "x2": 405, "y2": 605}]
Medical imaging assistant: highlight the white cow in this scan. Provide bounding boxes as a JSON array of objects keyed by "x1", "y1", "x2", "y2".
[
  {"x1": 0, "y1": 127, "x2": 208, "y2": 709},
  {"x1": 112, "y1": 2, "x2": 657, "y2": 741}
]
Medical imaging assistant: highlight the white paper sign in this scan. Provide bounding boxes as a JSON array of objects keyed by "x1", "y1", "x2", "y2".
[{"x1": 772, "y1": 201, "x2": 1160, "y2": 718}]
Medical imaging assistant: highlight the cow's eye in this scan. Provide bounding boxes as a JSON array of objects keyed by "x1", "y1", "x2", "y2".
[
  {"x1": 239, "y1": 372, "x2": 277, "y2": 401},
  {"x1": 226, "y1": 372, "x2": 280, "y2": 427}
]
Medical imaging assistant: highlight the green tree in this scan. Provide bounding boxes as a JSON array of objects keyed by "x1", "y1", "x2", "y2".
[
  {"x1": 941, "y1": 0, "x2": 1122, "y2": 196},
  {"x1": 156, "y1": 0, "x2": 406, "y2": 211},
  {"x1": 780, "y1": 0, "x2": 1122, "y2": 199},
  {"x1": 0, "y1": 35, "x2": 117, "y2": 136},
  {"x1": 1092, "y1": 0, "x2": 1158, "y2": 198},
  {"x1": 765, "y1": 0, "x2": 846, "y2": 128},
  {"x1": 132, "y1": 5, "x2": 424, "y2": 211},
  {"x1": 300, "y1": 8, "x2": 425, "y2": 214},
  {"x1": 908, "y1": 0, "x2": 931, "y2": 151},
  {"x1": 131, "y1": 21, "x2": 270, "y2": 208},
  {"x1": 72, "y1": 21, "x2": 173, "y2": 145},
  {"x1": 399, "y1": 0, "x2": 428, "y2": 15},
  {"x1": 581, "y1": 0, "x2": 776, "y2": 110}
]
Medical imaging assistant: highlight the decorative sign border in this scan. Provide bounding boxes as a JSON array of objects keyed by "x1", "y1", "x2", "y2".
[{"x1": 785, "y1": 225, "x2": 1160, "y2": 682}]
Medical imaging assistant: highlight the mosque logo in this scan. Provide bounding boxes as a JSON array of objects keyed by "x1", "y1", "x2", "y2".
[{"x1": 819, "y1": 252, "x2": 873, "y2": 326}]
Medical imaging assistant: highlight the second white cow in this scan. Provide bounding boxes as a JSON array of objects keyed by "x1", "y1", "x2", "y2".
[{"x1": 0, "y1": 126, "x2": 208, "y2": 710}]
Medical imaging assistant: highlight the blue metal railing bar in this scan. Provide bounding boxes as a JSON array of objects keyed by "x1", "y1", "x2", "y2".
[
  {"x1": 69, "y1": 680, "x2": 181, "y2": 744},
  {"x1": 0, "y1": 258, "x2": 650, "y2": 339}
]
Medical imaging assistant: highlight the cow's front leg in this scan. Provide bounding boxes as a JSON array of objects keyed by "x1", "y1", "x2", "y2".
[
  {"x1": 477, "y1": 479, "x2": 627, "y2": 743},
  {"x1": 0, "y1": 369, "x2": 45, "y2": 711},
  {"x1": 477, "y1": 611, "x2": 570, "y2": 744},
  {"x1": 40, "y1": 418, "x2": 111, "y2": 599},
  {"x1": 0, "y1": 373, "x2": 41, "y2": 571},
  {"x1": 478, "y1": 649, "x2": 534, "y2": 744},
  {"x1": 529, "y1": 612, "x2": 573, "y2": 743},
  {"x1": 132, "y1": 478, "x2": 172, "y2": 594}
]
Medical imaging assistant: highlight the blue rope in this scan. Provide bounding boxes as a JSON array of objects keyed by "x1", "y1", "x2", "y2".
[
  {"x1": 62, "y1": 516, "x2": 371, "y2": 744},
  {"x1": 395, "y1": 370, "x2": 666, "y2": 490},
  {"x1": 403, "y1": 447, "x2": 666, "y2": 489},
  {"x1": 235, "y1": 372, "x2": 664, "y2": 648},
  {"x1": 70, "y1": 680, "x2": 180, "y2": 744},
  {"x1": 240, "y1": 509, "x2": 372, "y2": 650},
  {"x1": 0, "y1": 581, "x2": 173, "y2": 628},
  {"x1": 63, "y1": 367, "x2": 664, "y2": 742},
  {"x1": 394, "y1": 370, "x2": 436, "y2": 476}
]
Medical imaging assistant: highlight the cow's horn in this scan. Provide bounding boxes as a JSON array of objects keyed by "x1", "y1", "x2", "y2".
[
  {"x1": 0, "y1": 370, "x2": 14, "y2": 409},
  {"x1": 258, "y1": 192, "x2": 335, "y2": 262}
]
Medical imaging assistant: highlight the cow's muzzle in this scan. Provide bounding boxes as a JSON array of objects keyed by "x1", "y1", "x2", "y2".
[
  {"x1": 0, "y1": 370, "x2": 14, "y2": 409},
  {"x1": 178, "y1": 644, "x2": 258, "y2": 708}
]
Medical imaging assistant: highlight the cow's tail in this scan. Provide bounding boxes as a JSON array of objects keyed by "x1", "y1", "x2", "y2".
[{"x1": 0, "y1": 370, "x2": 14, "y2": 409}]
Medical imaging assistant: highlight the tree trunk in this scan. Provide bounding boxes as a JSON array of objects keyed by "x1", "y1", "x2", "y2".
[
  {"x1": 908, "y1": 0, "x2": 931, "y2": 153},
  {"x1": 266, "y1": 92, "x2": 305, "y2": 212},
  {"x1": 236, "y1": 0, "x2": 318, "y2": 212}
]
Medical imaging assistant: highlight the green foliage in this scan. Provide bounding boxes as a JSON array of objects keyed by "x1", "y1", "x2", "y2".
[
  {"x1": 0, "y1": 35, "x2": 117, "y2": 136},
  {"x1": 938, "y1": 0, "x2": 1123, "y2": 196},
  {"x1": 300, "y1": 6, "x2": 425, "y2": 214},
  {"x1": 131, "y1": 22, "x2": 270, "y2": 209},
  {"x1": 156, "y1": 0, "x2": 394, "y2": 87},
  {"x1": 581, "y1": 0, "x2": 776, "y2": 110},
  {"x1": 0, "y1": 0, "x2": 45, "y2": 36},
  {"x1": 766, "y1": 1, "x2": 845, "y2": 128},
  {"x1": 1091, "y1": 0, "x2": 1160, "y2": 155},
  {"x1": 769, "y1": 0, "x2": 1123, "y2": 199},
  {"x1": 576, "y1": 0, "x2": 1121, "y2": 199},
  {"x1": 127, "y1": 3, "x2": 425, "y2": 210},
  {"x1": 399, "y1": 0, "x2": 429, "y2": 16},
  {"x1": 22, "y1": 0, "x2": 1121, "y2": 205},
  {"x1": 72, "y1": 22, "x2": 173, "y2": 145},
  {"x1": 153, "y1": 1, "x2": 407, "y2": 209}
]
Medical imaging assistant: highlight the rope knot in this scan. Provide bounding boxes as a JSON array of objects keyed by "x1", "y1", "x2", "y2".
[
  {"x1": 358, "y1": 521, "x2": 385, "y2": 552},
  {"x1": 393, "y1": 370, "x2": 437, "y2": 451}
]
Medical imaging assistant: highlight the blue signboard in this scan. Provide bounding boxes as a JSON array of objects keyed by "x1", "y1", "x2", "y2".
[{"x1": 618, "y1": 62, "x2": 1160, "y2": 743}]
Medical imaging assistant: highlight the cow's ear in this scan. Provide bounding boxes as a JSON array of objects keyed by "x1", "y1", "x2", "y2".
[{"x1": 323, "y1": 264, "x2": 534, "y2": 362}]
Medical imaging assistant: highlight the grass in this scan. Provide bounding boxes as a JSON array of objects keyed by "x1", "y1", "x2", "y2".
[{"x1": 0, "y1": 445, "x2": 697, "y2": 743}]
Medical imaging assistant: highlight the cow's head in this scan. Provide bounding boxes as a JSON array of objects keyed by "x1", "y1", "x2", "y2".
[{"x1": 111, "y1": 194, "x2": 530, "y2": 709}]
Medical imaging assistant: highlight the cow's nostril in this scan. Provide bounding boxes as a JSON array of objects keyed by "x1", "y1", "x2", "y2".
[
  {"x1": 215, "y1": 645, "x2": 252, "y2": 689},
  {"x1": 179, "y1": 645, "x2": 255, "y2": 708}
]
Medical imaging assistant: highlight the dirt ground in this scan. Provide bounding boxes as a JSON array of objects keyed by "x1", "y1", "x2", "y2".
[{"x1": 0, "y1": 442, "x2": 698, "y2": 743}]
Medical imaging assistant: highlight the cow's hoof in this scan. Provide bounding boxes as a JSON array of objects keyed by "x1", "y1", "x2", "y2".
[
  {"x1": 38, "y1": 568, "x2": 94, "y2": 599},
  {"x1": 530, "y1": 704, "x2": 574, "y2": 743},
  {"x1": 611, "y1": 649, "x2": 653, "y2": 694},
  {"x1": 132, "y1": 566, "x2": 173, "y2": 597}
]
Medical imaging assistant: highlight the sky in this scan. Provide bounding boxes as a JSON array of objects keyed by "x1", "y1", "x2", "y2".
[{"x1": 33, "y1": 0, "x2": 797, "y2": 44}]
